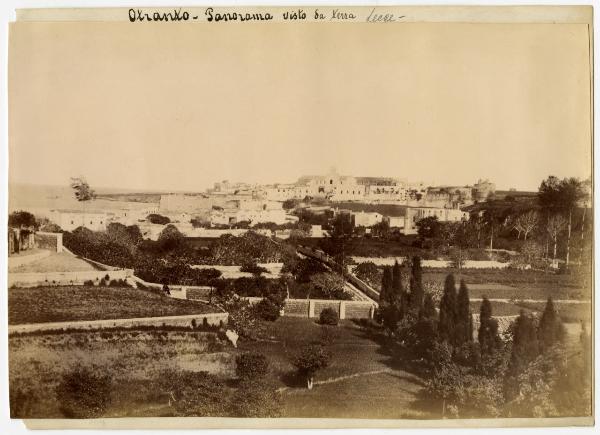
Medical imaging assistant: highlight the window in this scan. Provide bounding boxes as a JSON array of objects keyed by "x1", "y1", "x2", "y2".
[
  {"x1": 71, "y1": 220, "x2": 74, "y2": 225},
  {"x1": 330, "y1": 179, "x2": 333, "y2": 185}
]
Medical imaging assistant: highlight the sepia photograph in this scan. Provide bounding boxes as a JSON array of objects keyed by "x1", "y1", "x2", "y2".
[{"x1": 3, "y1": 4, "x2": 595, "y2": 429}]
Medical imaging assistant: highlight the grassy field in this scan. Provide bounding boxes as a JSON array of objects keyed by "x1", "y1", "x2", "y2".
[
  {"x1": 9, "y1": 329, "x2": 232, "y2": 418},
  {"x1": 8, "y1": 286, "x2": 218, "y2": 324},
  {"x1": 9, "y1": 252, "x2": 102, "y2": 273},
  {"x1": 9, "y1": 317, "x2": 431, "y2": 419}
]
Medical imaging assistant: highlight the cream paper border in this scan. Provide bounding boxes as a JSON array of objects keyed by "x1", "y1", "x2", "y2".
[
  {"x1": 15, "y1": 5, "x2": 594, "y2": 23},
  {"x1": 8, "y1": 4, "x2": 595, "y2": 431}
]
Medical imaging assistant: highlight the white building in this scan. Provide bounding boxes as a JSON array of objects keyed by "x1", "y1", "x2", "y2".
[
  {"x1": 352, "y1": 211, "x2": 384, "y2": 227},
  {"x1": 51, "y1": 210, "x2": 109, "y2": 232}
]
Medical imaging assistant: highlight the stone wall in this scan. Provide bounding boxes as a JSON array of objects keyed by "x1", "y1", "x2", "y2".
[
  {"x1": 8, "y1": 312, "x2": 229, "y2": 335},
  {"x1": 35, "y1": 232, "x2": 63, "y2": 253},
  {"x1": 8, "y1": 269, "x2": 132, "y2": 288}
]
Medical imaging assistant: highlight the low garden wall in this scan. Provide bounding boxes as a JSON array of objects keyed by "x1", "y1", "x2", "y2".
[
  {"x1": 351, "y1": 256, "x2": 510, "y2": 269},
  {"x1": 34, "y1": 232, "x2": 63, "y2": 253},
  {"x1": 244, "y1": 297, "x2": 375, "y2": 320},
  {"x1": 8, "y1": 270, "x2": 132, "y2": 288},
  {"x1": 8, "y1": 312, "x2": 229, "y2": 335}
]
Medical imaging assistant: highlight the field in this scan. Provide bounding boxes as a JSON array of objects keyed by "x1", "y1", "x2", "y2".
[
  {"x1": 8, "y1": 286, "x2": 218, "y2": 325},
  {"x1": 9, "y1": 329, "x2": 232, "y2": 418},
  {"x1": 9, "y1": 317, "x2": 431, "y2": 419},
  {"x1": 9, "y1": 252, "x2": 102, "y2": 273}
]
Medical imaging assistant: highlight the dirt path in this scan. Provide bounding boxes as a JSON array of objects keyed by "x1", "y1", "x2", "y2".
[{"x1": 278, "y1": 368, "x2": 396, "y2": 393}]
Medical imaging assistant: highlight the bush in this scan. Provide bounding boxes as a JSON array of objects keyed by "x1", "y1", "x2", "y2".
[
  {"x1": 319, "y1": 307, "x2": 339, "y2": 326},
  {"x1": 240, "y1": 261, "x2": 269, "y2": 276},
  {"x1": 83, "y1": 279, "x2": 95, "y2": 286},
  {"x1": 147, "y1": 213, "x2": 170, "y2": 225},
  {"x1": 55, "y1": 366, "x2": 112, "y2": 418},
  {"x1": 255, "y1": 297, "x2": 282, "y2": 322},
  {"x1": 293, "y1": 344, "x2": 331, "y2": 389},
  {"x1": 235, "y1": 352, "x2": 269, "y2": 381}
]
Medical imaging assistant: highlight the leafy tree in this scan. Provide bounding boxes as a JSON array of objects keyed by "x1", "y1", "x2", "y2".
[
  {"x1": 70, "y1": 177, "x2": 96, "y2": 202},
  {"x1": 157, "y1": 224, "x2": 185, "y2": 251},
  {"x1": 438, "y1": 274, "x2": 457, "y2": 343},
  {"x1": 236, "y1": 352, "x2": 269, "y2": 381},
  {"x1": 538, "y1": 176, "x2": 585, "y2": 265},
  {"x1": 8, "y1": 210, "x2": 37, "y2": 229},
  {"x1": 538, "y1": 297, "x2": 565, "y2": 353},
  {"x1": 455, "y1": 280, "x2": 472, "y2": 346},
  {"x1": 416, "y1": 216, "x2": 441, "y2": 239},
  {"x1": 293, "y1": 345, "x2": 331, "y2": 389}
]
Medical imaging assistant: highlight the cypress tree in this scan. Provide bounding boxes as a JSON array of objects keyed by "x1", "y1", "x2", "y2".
[
  {"x1": 391, "y1": 260, "x2": 403, "y2": 312},
  {"x1": 455, "y1": 280, "x2": 472, "y2": 345},
  {"x1": 538, "y1": 297, "x2": 565, "y2": 352},
  {"x1": 380, "y1": 266, "x2": 393, "y2": 306},
  {"x1": 410, "y1": 256, "x2": 424, "y2": 311},
  {"x1": 420, "y1": 292, "x2": 437, "y2": 320},
  {"x1": 438, "y1": 274, "x2": 457, "y2": 343},
  {"x1": 505, "y1": 310, "x2": 540, "y2": 399},
  {"x1": 478, "y1": 297, "x2": 500, "y2": 355}
]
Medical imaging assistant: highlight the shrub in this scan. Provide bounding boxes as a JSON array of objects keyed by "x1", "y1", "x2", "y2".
[
  {"x1": 236, "y1": 352, "x2": 269, "y2": 381},
  {"x1": 293, "y1": 344, "x2": 331, "y2": 389},
  {"x1": 319, "y1": 307, "x2": 339, "y2": 326},
  {"x1": 55, "y1": 366, "x2": 112, "y2": 418},
  {"x1": 255, "y1": 298, "x2": 281, "y2": 322},
  {"x1": 83, "y1": 279, "x2": 95, "y2": 286},
  {"x1": 147, "y1": 213, "x2": 170, "y2": 225},
  {"x1": 240, "y1": 261, "x2": 269, "y2": 276}
]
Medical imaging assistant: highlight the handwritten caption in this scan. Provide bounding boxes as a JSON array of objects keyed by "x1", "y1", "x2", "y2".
[{"x1": 128, "y1": 8, "x2": 405, "y2": 23}]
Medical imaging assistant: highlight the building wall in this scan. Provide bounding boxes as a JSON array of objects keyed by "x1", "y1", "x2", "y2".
[{"x1": 53, "y1": 211, "x2": 108, "y2": 232}]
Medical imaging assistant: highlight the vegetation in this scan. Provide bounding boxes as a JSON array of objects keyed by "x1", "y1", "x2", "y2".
[
  {"x1": 319, "y1": 308, "x2": 339, "y2": 326},
  {"x1": 55, "y1": 366, "x2": 111, "y2": 418},
  {"x1": 146, "y1": 213, "x2": 171, "y2": 225},
  {"x1": 8, "y1": 286, "x2": 217, "y2": 324},
  {"x1": 293, "y1": 344, "x2": 331, "y2": 389}
]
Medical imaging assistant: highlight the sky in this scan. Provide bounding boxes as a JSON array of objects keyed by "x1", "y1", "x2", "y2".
[{"x1": 9, "y1": 21, "x2": 592, "y2": 192}]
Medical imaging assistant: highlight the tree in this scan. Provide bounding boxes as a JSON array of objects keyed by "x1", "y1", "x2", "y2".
[
  {"x1": 505, "y1": 311, "x2": 540, "y2": 400},
  {"x1": 236, "y1": 352, "x2": 269, "y2": 381},
  {"x1": 538, "y1": 176, "x2": 585, "y2": 265},
  {"x1": 546, "y1": 214, "x2": 567, "y2": 260},
  {"x1": 515, "y1": 211, "x2": 539, "y2": 241},
  {"x1": 379, "y1": 266, "x2": 393, "y2": 306},
  {"x1": 416, "y1": 216, "x2": 441, "y2": 239},
  {"x1": 410, "y1": 256, "x2": 424, "y2": 311},
  {"x1": 8, "y1": 210, "x2": 37, "y2": 229},
  {"x1": 438, "y1": 274, "x2": 457, "y2": 343},
  {"x1": 392, "y1": 260, "x2": 405, "y2": 312},
  {"x1": 157, "y1": 224, "x2": 185, "y2": 251},
  {"x1": 455, "y1": 280, "x2": 472, "y2": 346},
  {"x1": 70, "y1": 177, "x2": 96, "y2": 202},
  {"x1": 478, "y1": 297, "x2": 501, "y2": 355},
  {"x1": 538, "y1": 297, "x2": 565, "y2": 353},
  {"x1": 293, "y1": 345, "x2": 331, "y2": 389}
]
